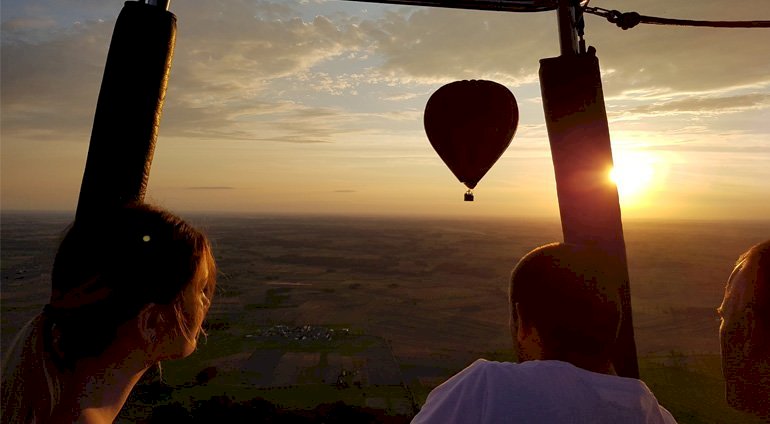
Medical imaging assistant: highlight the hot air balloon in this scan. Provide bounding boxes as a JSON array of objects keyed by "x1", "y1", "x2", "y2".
[{"x1": 424, "y1": 80, "x2": 519, "y2": 201}]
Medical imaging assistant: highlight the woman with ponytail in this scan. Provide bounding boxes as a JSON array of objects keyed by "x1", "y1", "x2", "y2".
[{"x1": 1, "y1": 203, "x2": 216, "y2": 423}]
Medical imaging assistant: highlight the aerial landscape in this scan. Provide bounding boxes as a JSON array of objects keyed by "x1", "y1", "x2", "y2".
[
  {"x1": 2, "y1": 0, "x2": 769, "y2": 422},
  {"x1": 2, "y1": 212, "x2": 768, "y2": 422}
]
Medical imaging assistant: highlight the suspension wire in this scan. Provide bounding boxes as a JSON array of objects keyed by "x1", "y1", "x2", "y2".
[
  {"x1": 574, "y1": 1, "x2": 587, "y2": 53},
  {"x1": 585, "y1": 6, "x2": 770, "y2": 30}
]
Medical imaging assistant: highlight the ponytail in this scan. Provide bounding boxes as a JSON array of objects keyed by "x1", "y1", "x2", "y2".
[{"x1": 2, "y1": 313, "x2": 62, "y2": 424}]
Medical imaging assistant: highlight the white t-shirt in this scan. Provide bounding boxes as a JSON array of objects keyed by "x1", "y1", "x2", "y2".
[{"x1": 412, "y1": 359, "x2": 677, "y2": 424}]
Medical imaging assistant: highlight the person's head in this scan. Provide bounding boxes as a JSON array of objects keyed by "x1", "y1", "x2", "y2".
[
  {"x1": 47, "y1": 202, "x2": 216, "y2": 364},
  {"x1": 1, "y1": 202, "x2": 216, "y2": 423},
  {"x1": 509, "y1": 243, "x2": 622, "y2": 372},
  {"x1": 718, "y1": 240, "x2": 770, "y2": 417}
]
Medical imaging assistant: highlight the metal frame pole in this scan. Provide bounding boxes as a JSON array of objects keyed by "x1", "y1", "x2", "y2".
[
  {"x1": 542, "y1": 0, "x2": 640, "y2": 378},
  {"x1": 557, "y1": 0, "x2": 578, "y2": 55}
]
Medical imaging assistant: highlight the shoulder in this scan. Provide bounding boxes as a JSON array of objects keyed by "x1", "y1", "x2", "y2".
[
  {"x1": 570, "y1": 371, "x2": 679, "y2": 424},
  {"x1": 412, "y1": 360, "x2": 678, "y2": 424},
  {"x1": 439, "y1": 359, "x2": 527, "y2": 390},
  {"x1": 423, "y1": 359, "x2": 505, "y2": 399},
  {"x1": 411, "y1": 360, "x2": 527, "y2": 424},
  {"x1": 420, "y1": 359, "x2": 573, "y2": 400},
  {"x1": 633, "y1": 380, "x2": 678, "y2": 423}
]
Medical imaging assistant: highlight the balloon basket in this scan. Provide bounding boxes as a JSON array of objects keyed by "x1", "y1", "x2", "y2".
[{"x1": 464, "y1": 190, "x2": 474, "y2": 202}]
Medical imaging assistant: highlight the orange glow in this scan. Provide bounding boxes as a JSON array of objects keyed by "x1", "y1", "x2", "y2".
[{"x1": 609, "y1": 150, "x2": 660, "y2": 208}]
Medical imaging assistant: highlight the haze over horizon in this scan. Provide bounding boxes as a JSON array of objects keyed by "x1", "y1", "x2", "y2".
[{"x1": 2, "y1": 0, "x2": 769, "y2": 220}]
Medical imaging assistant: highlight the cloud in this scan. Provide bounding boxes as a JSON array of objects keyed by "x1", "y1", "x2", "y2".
[
  {"x1": 170, "y1": 1, "x2": 367, "y2": 85},
  {"x1": 161, "y1": 99, "x2": 336, "y2": 142},
  {"x1": 333, "y1": 189, "x2": 357, "y2": 193},
  {"x1": 357, "y1": 7, "x2": 557, "y2": 84},
  {"x1": 251, "y1": 136, "x2": 330, "y2": 144},
  {"x1": 157, "y1": 3, "x2": 559, "y2": 141},
  {"x1": 586, "y1": 1, "x2": 770, "y2": 96},
  {"x1": 618, "y1": 93, "x2": 770, "y2": 118},
  {"x1": 1, "y1": 17, "x2": 57, "y2": 31},
  {"x1": 186, "y1": 186, "x2": 235, "y2": 190},
  {"x1": 155, "y1": 1, "x2": 380, "y2": 141},
  {"x1": 1, "y1": 18, "x2": 112, "y2": 141},
  {"x1": 2, "y1": 0, "x2": 768, "y2": 149},
  {"x1": 1, "y1": 1, "x2": 374, "y2": 144}
]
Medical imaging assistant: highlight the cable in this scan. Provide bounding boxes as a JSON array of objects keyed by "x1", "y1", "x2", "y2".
[{"x1": 585, "y1": 6, "x2": 770, "y2": 30}]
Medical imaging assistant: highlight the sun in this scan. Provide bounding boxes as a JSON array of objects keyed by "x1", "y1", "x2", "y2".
[{"x1": 608, "y1": 150, "x2": 659, "y2": 206}]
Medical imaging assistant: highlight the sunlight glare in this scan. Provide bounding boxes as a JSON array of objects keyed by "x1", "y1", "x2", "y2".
[{"x1": 609, "y1": 150, "x2": 659, "y2": 207}]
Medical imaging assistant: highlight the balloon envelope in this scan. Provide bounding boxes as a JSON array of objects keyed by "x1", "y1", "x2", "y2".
[{"x1": 424, "y1": 80, "x2": 519, "y2": 189}]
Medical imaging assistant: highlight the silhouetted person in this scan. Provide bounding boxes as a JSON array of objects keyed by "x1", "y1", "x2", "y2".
[
  {"x1": 412, "y1": 242, "x2": 676, "y2": 423},
  {"x1": 718, "y1": 240, "x2": 770, "y2": 420},
  {"x1": 1, "y1": 203, "x2": 216, "y2": 424}
]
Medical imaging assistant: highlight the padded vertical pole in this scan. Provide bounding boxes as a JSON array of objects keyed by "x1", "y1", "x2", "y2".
[
  {"x1": 76, "y1": 1, "x2": 176, "y2": 220},
  {"x1": 539, "y1": 50, "x2": 640, "y2": 378}
]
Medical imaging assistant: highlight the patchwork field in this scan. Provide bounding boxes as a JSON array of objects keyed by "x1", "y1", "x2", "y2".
[{"x1": 2, "y1": 212, "x2": 768, "y2": 423}]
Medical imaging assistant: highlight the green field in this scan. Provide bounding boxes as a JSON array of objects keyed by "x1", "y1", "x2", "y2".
[
  {"x1": 117, "y1": 350, "x2": 763, "y2": 423},
  {"x1": 3, "y1": 214, "x2": 769, "y2": 423},
  {"x1": 639, "y1": 354, "x2": 764, "y2": 424}
]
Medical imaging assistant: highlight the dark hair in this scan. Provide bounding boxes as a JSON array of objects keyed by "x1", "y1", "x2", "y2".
[
  {"x1": 46, "y1": 203, "x2": 215, "y2": 366},
  {"x1": 510, "y1": 243, "x2": 622, "y2": 360}
]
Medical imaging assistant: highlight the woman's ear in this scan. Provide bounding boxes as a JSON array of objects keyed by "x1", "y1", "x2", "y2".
[{"x1": 137, "y1": 304, "x2": 160, "y2": 344}]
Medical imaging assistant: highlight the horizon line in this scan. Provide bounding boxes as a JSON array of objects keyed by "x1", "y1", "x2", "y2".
[{"x1": 2, "y1": 208, "x2": 769, "y2": 225}]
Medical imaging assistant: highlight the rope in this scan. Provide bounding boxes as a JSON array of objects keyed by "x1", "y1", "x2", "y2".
[{"x1": 585, "y1": 6, "x2": 770, "y2": 30}]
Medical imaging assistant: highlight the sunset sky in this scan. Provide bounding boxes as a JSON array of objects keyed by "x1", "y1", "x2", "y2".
[{"x1": 2, "y1": 0, "x2": 769, "y2": 220}]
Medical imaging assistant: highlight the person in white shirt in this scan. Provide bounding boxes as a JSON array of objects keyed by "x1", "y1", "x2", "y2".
[
  {"x1": 718, "y1": 240, "x2": 769, "y2": 420},
  {"x1": 412, "y1": 242, "x2": 676, "y2": 424}
]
